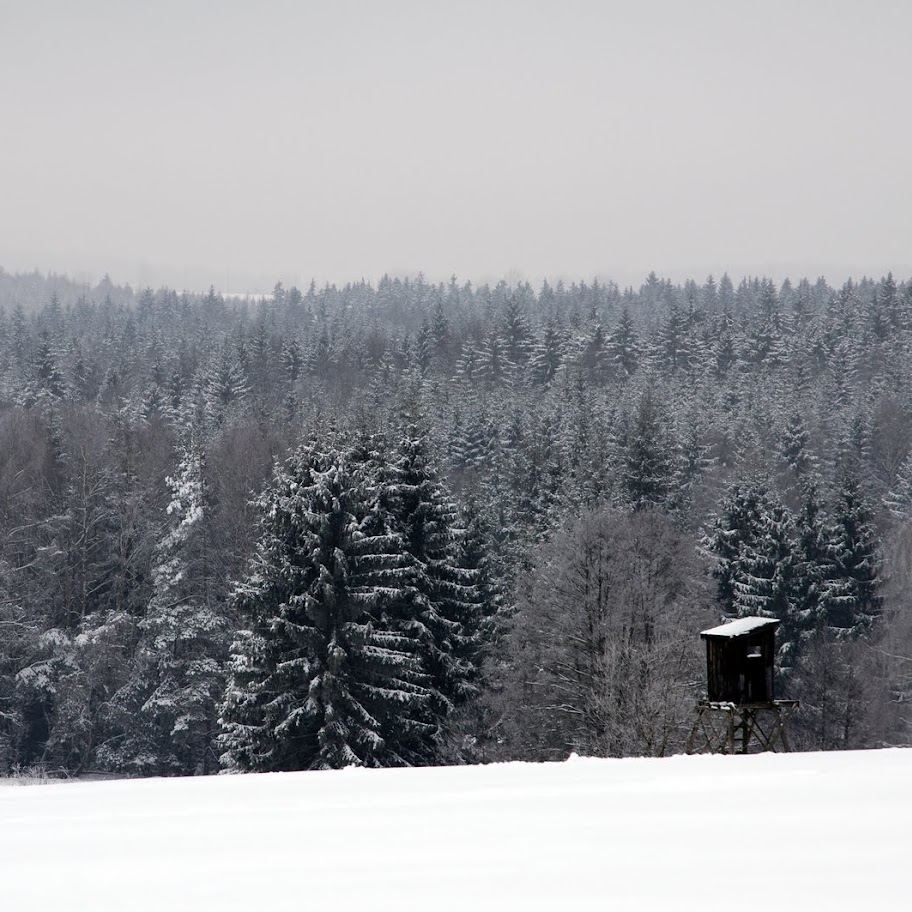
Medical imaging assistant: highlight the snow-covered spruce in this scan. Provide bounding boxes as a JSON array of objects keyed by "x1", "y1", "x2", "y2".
[{"x1": 219, "y1": 433, "x2": 493, "y2": 771}]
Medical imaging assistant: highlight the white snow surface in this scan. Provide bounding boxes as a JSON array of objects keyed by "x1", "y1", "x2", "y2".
[
  {"x1": 2, "y1": 749, "x2": 909, "y2": 911},
  {"x1": 702, "y1": 615, "x2": 780, "y2": 637}
]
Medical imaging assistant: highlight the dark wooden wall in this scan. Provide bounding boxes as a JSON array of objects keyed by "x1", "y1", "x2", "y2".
[{"x1": 704, "y1": 628, "x2": 776, "y2": 703}]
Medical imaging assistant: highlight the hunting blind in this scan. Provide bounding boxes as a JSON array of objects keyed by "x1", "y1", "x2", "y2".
[{"x1": 686, "y1": 616, "x2": 798, "y2": 755}]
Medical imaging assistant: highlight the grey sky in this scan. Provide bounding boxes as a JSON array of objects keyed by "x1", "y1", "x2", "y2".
[{"x1": 2, "y1": 0, "x2": 911, "y2": 291}]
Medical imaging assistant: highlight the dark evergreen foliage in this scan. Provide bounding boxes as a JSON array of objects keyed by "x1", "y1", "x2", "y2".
[
  {"x1": 0, "y1": 264, "x2": 907, "y2": 771},
  {"x1": 826, "y1": 462, "x2": 883, "y2": 635},
  {"x1": 620, "y1": 389, "x2": 677, "y2": 512},
  {"x1": 99, "y1": 440, "x2": 227, "y2": 775},
  {"x1": 220, "y1": 443, "x2": 429, "y2": 771}
]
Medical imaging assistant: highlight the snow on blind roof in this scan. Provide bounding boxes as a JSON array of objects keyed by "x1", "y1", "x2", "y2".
[{"x1": 701, "y1": 616, "x2": 779, "y2": 638}]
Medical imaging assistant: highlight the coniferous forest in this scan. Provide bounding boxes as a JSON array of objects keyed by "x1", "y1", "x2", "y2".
[{"x1": 1, "y1": 265, "x2": 911, "y2": 776}]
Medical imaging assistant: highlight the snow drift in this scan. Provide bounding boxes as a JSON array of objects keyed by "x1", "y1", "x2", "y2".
[{"x1": 1, "y1": 749, "x2": 908, "y2": 911}]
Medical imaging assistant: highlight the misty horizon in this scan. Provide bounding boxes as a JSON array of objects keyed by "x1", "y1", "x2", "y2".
[
  {"x1": 3, "y1": 1, "x2": 911, "y2": 293},
  {"x1": 3, "y1": 258, "x2": 911, "y2": 301}
]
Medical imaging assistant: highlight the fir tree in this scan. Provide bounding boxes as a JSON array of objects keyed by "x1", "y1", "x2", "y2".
[
  {"x1": 382, "y1": 424, "x2": 490, "y2": 760},
  {"x1": 578, "y1": 323, "x2": 611, "y2": 386},
  {"x1": 476, "y1": 331, "x2": 507, "y2": 386},
  {"x1": 655, "y1": 300, "x2": 690, "y2": 373},
  {"x1": 529, "y1": 321, "x2": 565, "y2": 386},
  {"x1": 884, "y1": 449, "x2": 912, "y2": 519},
  {"x1": 620, "y1": 389, "x2": 676, "y2": 512},
  {"x1": 219, "y1": 442, "x2": 428, "y2": 771},
  {"x1": 201, "y1": 342, "x2": 249, "y2": 429},
  {"x1": 704, "y1": 481, "x2": 815, "y2": 666},
  {"x1": 781, "y1": 411, "x2": 814, "y2": 476},
  {"x1": 610, "y1": 306, "x2": 639, "y2": 377},
  {"x1": 786, "y1": 479, "x2": 832, "y2": 666},
  {"x1": 281, "y1": 338, "x2": 303, "y2": 385},
  {"x1": 454, "y1": 341, "x2": 483, "y2": 383},
  {"x1": 100, "y1": 440, "x2": 227, "y2": 775},
  {"x1": 713, "y1": 311, "x2": 738, "y2": 378},
  {"x1": 731, "y1": 499, "x2": 796, "y2": 628},
  {"x1": 501, "y1": 296, "x2": 532, "y2": 369},
  {"x1": 826, "y1": 463, "x2": 883, "y2": 636},
  {"x1": 33, "y1": 330, "x2": 67, "y2": 400},
  {"x1": 703, "y1": 481, "x2": 769, "y2": 617}
]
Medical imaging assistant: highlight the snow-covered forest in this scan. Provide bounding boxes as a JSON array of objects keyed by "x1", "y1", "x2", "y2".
[{"x1": 1, "y1": 265, "x2": 910, "y2": 776}]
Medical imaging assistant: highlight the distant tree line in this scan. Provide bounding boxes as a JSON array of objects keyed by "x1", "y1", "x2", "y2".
[{"x1": 0, "y1": 265, "x2": 910, "y2": 775}]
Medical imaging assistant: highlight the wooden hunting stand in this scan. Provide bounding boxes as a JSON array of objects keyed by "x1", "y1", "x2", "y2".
[{"x1": 686, "y1": 617, "x2": 798, "y2": 755}]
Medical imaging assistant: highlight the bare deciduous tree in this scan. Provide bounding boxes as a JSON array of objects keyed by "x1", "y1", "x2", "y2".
[{"x1": 499, "y1": 507, "x2": 710, "y2": 760}]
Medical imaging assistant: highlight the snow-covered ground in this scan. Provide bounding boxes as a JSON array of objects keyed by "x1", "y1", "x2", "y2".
[{"x1": 2, "y1": 749, "x2": 908, "y2": 911}]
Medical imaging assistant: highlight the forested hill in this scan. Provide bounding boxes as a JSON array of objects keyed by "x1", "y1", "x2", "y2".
[{"x1": 1, "y1": 267, "x2": 911, "y2": 776}]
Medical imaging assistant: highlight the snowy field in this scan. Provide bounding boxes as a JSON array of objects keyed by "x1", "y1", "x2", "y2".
[{"x1": 2, "y1": 749, "x2": 909, "y2": 911}]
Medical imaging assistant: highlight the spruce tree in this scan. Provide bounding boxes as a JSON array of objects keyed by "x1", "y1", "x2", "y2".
[
  {"x1": 100, "y1": 440, "x2": 227, "y2": 775},
  {"x1": 501, "y1": 296, "x2": 532, "y2": 370},
  {"x1": 529, "y1": 321, "x2": 565, "y2": 386},
  {"x1": 33, "y1": 330, "x2": 67, "y2": 401},
  {"x1": 705, "y1": 481, "x2": 813, "y2": 666},
  {"x1": 885, "y1": 450, "x2": 912, "y2": 518},
  {"x1": 713, "y1": 311, "x2": 738, "y2": 378},
  {"x1": 201, "y1": 342, "x2": 249, "y2": 429},
  {"x1": 781, "y1": 411, "x2": 814, "y2": 476},
  {"x1": 219, "y1": 442, "x2": 428, "y2": 771},
  {"x1": 702, "y1": 481, "x2": 769, "y2": 617},
  {"x1": 734, "y1": 501, "x2": 789, "y2": 615},
  {"x1": 786, "y1": 480, "x2": 833, "y2": 666},
  {"x1": 610, "y1": 306, "x2": 639, "y2": 377},
  {"x1": 826, "y1": 463, "x2": 883, "y2": 635},
  {"x1": 620, "y1": 389, "x2": 677, "y2": 512},
  {"x1": 382, "y1": 424, "x2": 489, "y2": 761},
  {"x1": 578, "y1": 323, "x2": 611, "y2": 386}
]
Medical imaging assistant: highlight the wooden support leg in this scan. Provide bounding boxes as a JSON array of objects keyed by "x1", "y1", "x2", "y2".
[
  {"x1": 689, "y1": 702, "x2": 796, "y2": 755},
  {"x1": 686, "y1": 707, "x2": 704, "y2": 755},
  {"x1": 740, "y1": 709, "x2": 755, "y2": 754},
  {"x1": 769, "y1": 707, "x2": 792, "y2": 753},
  {"x1": 779, "y1": 716, "x2": 792, "y2": 753}
]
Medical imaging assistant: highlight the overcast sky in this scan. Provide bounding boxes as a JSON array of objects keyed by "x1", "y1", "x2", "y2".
[{"x1": 2, "y1": 1, "x2": 911, "y2": 292}]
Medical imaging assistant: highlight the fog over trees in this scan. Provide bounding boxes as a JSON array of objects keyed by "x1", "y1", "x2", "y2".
[{"x1": 0, "y1": 265, "x2": 910, "y2": 775}]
